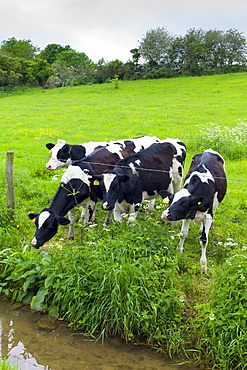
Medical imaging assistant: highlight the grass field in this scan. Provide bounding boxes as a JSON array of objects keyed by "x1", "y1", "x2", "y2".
[
  {"x1": 1, "y1": 73, "x2": 247, "y2": 154},
  {"x1": 0, "y1": 73, "x2": 247, "y2": 369}
]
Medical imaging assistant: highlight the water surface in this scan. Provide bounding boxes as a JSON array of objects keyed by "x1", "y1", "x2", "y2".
[{"x1": 0, "y1": 298, "x2": 199, "y2": 370}]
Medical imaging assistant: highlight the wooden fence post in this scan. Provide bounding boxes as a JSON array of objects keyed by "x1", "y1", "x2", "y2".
[{"x1": 5, "y1": 151, "x2": 15, "y2": 217}]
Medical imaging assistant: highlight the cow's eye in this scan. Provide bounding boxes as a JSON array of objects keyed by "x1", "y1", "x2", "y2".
[{"x1": 180, "y1": 200, "x2": 187, "y2": 207}]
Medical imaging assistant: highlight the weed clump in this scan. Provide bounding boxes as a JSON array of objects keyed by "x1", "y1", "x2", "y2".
[{"x1": 189, "y1": 121, "x2": 247, "y2": 160}]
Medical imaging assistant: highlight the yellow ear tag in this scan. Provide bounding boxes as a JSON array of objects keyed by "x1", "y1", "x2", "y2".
[
  {"x1": 198, "y1": 201, "x2": 201, "y2": 205},
  {"x1": 163, "y1": 197, "x2": 169, "y2": 204},
  {"x1": 32, "y1": 218, "x2": 36, "y2": 223},
  {"x1": 93, "y1": 180, "x2": 100, "y2": 185}
]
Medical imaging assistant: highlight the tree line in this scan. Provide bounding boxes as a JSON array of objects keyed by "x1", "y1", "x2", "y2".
[{"x1": 0, "y1": 27, "x2": 246, "y2": 89}]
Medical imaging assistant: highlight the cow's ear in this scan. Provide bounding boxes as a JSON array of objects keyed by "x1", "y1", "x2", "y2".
[
  {"x1": 191, "y1": 196, "x2": 209, "y2": 211},
  {"x1": 28, "y1": 213, "x2": 39, "y2": 220},
  {"x1": 57, "y1": 217, "x2": 70, "y2": 226},
  {"x1": 187, "y1": 175, "x2": 201, "y2": 193},
  {"x1": 159, "y1": 189, "x2": 172, "y2": 200},
  {"x1": 63, "y1": 143, "x2": 70, "y2": 151},
  {"x1": 91, "y1": 174, "x2": 102, "y2": 185},
  {"x1": 46, "y1": 143, "x2": 55, "y2": 150}
]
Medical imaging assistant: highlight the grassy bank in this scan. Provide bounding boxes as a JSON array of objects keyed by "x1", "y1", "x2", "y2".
[{"x1": 0, "y1": 74, "x2": 247, "y2": 369}]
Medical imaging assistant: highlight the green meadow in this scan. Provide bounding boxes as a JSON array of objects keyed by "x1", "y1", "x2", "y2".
[{"x1": 0, "y1": 73, "x2": 247, "y2": 369}]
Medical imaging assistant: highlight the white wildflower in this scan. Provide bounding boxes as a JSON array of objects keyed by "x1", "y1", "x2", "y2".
[{"x1": 209, "y1": 313, "x2": 215, "y2": 321}]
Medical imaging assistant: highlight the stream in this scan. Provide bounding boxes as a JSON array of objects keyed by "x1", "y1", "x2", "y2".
[{"x1": 0, "y1": 298, "x2": 200, "y2": 370}]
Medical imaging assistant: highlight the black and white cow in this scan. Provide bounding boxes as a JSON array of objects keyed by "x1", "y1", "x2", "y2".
[
  {"x1": 46, "y1": 139, "x2": 108, "y2": 170},
  {"x1": 98, "y1": 139, "x2": 186, "y2": 222},
  {"x1": 28, "y1": 165, "x2": 95, "y2": 247},
  {"x1": 28, "y1": 141, "x2": 152, "y2": 247},
  {"x1": 45, "y1": 136, "x2": 160, "y2": 170},
  {"x1": 161, "y1": 149, "x2": 227, "y2": 270}
]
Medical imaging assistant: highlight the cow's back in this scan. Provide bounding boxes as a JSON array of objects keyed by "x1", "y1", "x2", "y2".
[{"x1": 186, "y1": 149, "x2": 227, "y2": 203}]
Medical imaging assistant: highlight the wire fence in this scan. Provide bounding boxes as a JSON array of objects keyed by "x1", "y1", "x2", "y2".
[
  {"x1": 9, "y1": 152, "x2": 247, "y2": 182},
  {"x1": 1, "y1": 152, "x2": 247, "y2": 229}
]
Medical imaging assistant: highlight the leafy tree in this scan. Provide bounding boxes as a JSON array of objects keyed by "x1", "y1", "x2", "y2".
[
  {"x1": 223, "y1": 28, "x2": 247, "y2": 66},
  {"x1": 181, "y1": 28, "x2": 206, "y2": 75},
  {"x1": 163, "y1": 35, "x2": 185, "y2": 73},
  {"x1": 124, "y1": 48, "x2": 144, "y2": 79},
  {"x1": 106, "y1": 59, "x2": 126, "y2": 79},
  {"x1": 56, "y1": 49, "x2": 94, "y2": 84},
  {"x1": 138, "y1": 27, "x2": 174, "y2": 66},
  {"x1": 56, "y1": 50, "x2": 91, "y2": 71},
  {"x1": 31, "y1": 58, "x2": 54, "y2": 87},
  {"x1": 47, "y1": 60, "x2": 73, "y2": 87},
  {"x1": 92, "y1": 58, "x2": 126, "y2": 83},
  {"x1": 0, "y1": 54, "x2": 53, "y2": 87},
  {"x1": 0, "y1": 37, "x2": 39, "y2": 59},
  {"x1": 39, "y1": 44, "x2": 72, "y2": 64},
  {"x1": 130, "y1": 48, "x2": 141, "y2": 67},
  {"x1": 0, "y1": 54, "x2": 22, "y2": 86},
  {"x1": 203, "y1": 29, "x2": 225, "y2": 70}
]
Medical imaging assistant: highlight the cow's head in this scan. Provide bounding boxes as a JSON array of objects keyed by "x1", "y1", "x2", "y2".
[
  {"x1": 161, "y1": 188, "x2": 209, "y2": 221},
  {"x1": 29, "y1": 165, "x2": 92, "y2": 247},
  {"x1": 28, "y1": 209, "x2": 70, "y2": 248},
  {"x1": 46, "y1": 139, "x2": 72, "y2": 170},
  {"x1": 98, "y1": 170, "x2": 131, "y2": 211}
]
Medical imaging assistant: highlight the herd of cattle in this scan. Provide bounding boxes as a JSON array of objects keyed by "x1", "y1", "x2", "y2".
[{"x1": 28, "y1": 136, "x2": 227, "y2": 269}]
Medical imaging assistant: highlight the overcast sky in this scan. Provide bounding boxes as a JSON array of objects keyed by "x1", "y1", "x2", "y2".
[{"x1": 1, "y1": 0, "x2": 247, "y2": 63}]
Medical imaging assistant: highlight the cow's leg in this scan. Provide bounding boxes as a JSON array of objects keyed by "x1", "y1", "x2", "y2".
[
  {"x1": 79, "y1": 205, "x2": 96, "y2": 224},
  {"x1": 68, "y1": 210, "x2": 76, "y2": 240},
  {"x1": 85, "y1": 203, "x2": 96, "y2": 224},
  {"x1": 91, "y1": 208, "x2": 97, "y2": 222},
  {"x1": 127, "y1": 203, "x2": 141, "y2": 223},
  {"x1": 78, "y1": 200, "x2": 96, "y2": 225},
  {"x1": 104, "y1": 210, "x2": 113, "y2": 224},
  {"x1": 127, "y1": 203, "x2": 140, "y2": 223},
  {"x1": 147, "y1": 199, "x2": 155, "y2": 212},
  {"x1": 78, "y1": 206, "x2": 86, "y2": 223},
  {"x1": 179, "y1": 219, "x2": 190, "y2": 253},
  {"x1": 113, "y1": 204, "x2": 122, "y2": 222},
  {"x1": 199, "y1": 214, "x2": 213, "y2": 271}
]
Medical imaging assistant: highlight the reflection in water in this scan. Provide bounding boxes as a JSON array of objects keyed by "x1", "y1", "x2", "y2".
[{"x1": 0, "y1": 298, "x2": 199, "y2": 370}]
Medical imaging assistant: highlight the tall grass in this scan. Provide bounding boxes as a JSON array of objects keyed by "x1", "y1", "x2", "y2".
[
  {"x1": 0, "y1": 359, "x2": 19, "y2": 370},
  {"x1": 0, "y1": 222, "x2": 186, "y2": 355},
  {"x1": 195, "y1": 253, "x2": 247, "y2": 369}
]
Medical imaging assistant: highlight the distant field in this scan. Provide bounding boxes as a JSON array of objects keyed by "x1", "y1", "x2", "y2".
[{"x1": 1, "y1": 72, "x2": 247, "y2": 157}]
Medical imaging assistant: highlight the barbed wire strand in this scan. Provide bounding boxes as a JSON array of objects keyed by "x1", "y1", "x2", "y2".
[
  {"x1": 1, "y1": 153, "x2": 246, "y2": 225},
  {"x1": 1, "y1": 156, "x2": 247, "y2": 183}
]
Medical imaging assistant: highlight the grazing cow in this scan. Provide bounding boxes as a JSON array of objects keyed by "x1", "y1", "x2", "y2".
[
  {"x1": 45, "y1": 136, "x2": 160, "y2": 170},
  {"x1": 28, "y1": 142, "x2": 149, "y2": 247},
  {"x1": 161, "y1": 149, "x2": 227, "y2": 270},
  {"x1": 46, "y1": 139, "x2": 108, "y2": 170},
  {"x1": 98, "y1": 139, "x2": 186, "y2": 222}
]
